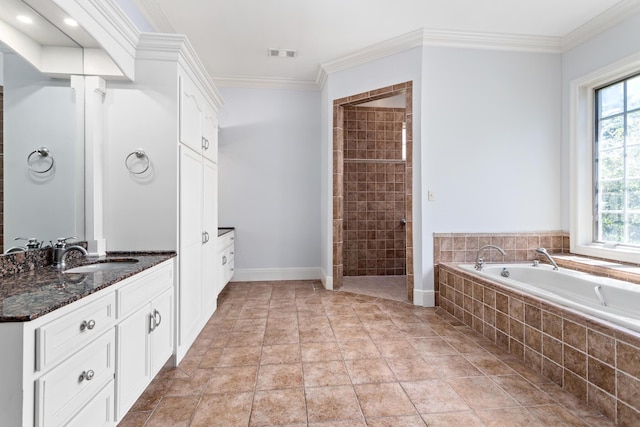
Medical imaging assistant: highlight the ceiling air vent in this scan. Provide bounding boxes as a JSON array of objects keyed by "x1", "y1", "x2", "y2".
[{"x1": 268, "y1": 48, "x2": 296, "y2": 58}]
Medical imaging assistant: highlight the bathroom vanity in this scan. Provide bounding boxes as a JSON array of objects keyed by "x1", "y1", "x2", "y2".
[
  {"x1": 0, "y1": 253, "x2": 175, "y2": 426},
  {"x1": 218, "y1": 228, "x2": 235, "y2": 292}
]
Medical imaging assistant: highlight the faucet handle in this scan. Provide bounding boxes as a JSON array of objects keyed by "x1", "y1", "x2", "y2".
[
  {"x1": 15, "y1": 237, "x2": 42, "y2": 249},
  {"x1": 54, "y1": 237, "x2": 78, "y2": 248}
]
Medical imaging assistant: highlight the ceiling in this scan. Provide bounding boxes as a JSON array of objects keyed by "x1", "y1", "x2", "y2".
[{"x1": 134, "y1": 0, "x2": 637, "y2": 88}]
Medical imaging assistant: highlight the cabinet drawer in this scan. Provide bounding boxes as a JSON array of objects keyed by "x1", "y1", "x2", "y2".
[
  {"x1": 36, "y1": 292, "x2": 116, "y2": 372},
  {"x1": 117, "y1": 263, "x2": 174, "y2": 318},
  {"x1": 35, "y1": 329, "x2": 115, "y2": 427},
  {"x1": 218, "y1": 231, "x2": 234, "y2": 251},
  {"x1": 65, "y1": 379, "x2": 115, "y2": 427}
]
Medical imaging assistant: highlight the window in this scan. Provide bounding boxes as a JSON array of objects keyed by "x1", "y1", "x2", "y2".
[
  {"x1": 594, "y1": 75, "x2": 640, "y2": 246},
  {"x1": 570, "y1": 53, "x2": 640, "y2": 263}
]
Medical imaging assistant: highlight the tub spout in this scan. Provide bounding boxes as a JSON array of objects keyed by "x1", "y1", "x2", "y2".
[
  {"x1": 536, "y1": 247, "x2": 558, "y2": 270},
  {"x1": 475, "y1": 245, "x2": 506, "y2": 271}
]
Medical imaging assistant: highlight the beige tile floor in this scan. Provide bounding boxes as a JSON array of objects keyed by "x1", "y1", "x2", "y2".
[
  {"x1": 119, "y1": 280, "x2": 615, "y2": 427},
  {"x1": 340, "y1": 276, "x2": 408, "y2": 303}
]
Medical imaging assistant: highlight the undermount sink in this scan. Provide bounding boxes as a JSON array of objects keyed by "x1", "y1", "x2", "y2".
[{"x1": 63, "y1": 258, "x2": 139, "y2": 274}]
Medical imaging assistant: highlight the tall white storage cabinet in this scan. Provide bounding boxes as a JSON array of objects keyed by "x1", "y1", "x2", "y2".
[{"x1": 103, "y1": 34, "x2": 223, "y2": 363}]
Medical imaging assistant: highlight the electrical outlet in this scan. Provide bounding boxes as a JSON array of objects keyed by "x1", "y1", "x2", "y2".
[{"x1": 428, "y1": 191, "x2": 435, "y2": 201}]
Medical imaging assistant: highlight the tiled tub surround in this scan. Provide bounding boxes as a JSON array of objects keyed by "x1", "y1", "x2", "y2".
[
  {"x1": 439, "y1": 262, "x2": 640, "y2": 426},
  {"x1": 433, "y1": 232, "x2": 569, "y2": 305},
  {"x1": 343, "y1": 106, "x2": 407, "y2": 276},
  {"x1": 433, "y1": 232, "x2": 570, "y2": 265},
  {"x1": 0, "y1": 251, "x2": 175, "y2": 321}
]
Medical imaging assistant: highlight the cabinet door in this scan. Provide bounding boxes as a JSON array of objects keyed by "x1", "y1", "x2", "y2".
[
  {"x1": 179, "y1": 145, "x2": 204, "y2": 348},
  {"x1": 202, "y1": 158, "x2": 218, "y2": 310},
  {"x1": 202, "y1": 104, "x2": 218, "y2": 163},
  {"x1": 115, "y1": 304, "x2": 151, "y2": 419},
  {"x1": 179, "y1": 74, "x2": 204, "y2": 154},
  {"x1": 150, "y1": 287, "x2": 173, "y2": 376}
]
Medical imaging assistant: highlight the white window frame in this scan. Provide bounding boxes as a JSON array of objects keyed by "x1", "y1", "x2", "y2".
[{"x1": 570, "y1": 52, "x2": 640, "y2": 264}]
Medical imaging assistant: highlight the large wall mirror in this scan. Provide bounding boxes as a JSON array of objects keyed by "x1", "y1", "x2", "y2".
[{"x1": 0, "y1": 0, "x2": 101, "y2": 253}]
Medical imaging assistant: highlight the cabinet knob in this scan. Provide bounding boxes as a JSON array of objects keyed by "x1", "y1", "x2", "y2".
[
  {"x1": 80, "y1": 319, "x2": 96, "y2": 331},
  {"x1": 79, "y1": 370, "x2": 95, "y2": 382}
]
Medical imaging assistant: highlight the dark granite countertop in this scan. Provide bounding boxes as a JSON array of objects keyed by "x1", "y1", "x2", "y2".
[
  {"x1": 218, "y1": 227, "x2": 235, "y2": 237},
  {"x1": 0, "y1": 252, "x2": 176, "y2": 322}
]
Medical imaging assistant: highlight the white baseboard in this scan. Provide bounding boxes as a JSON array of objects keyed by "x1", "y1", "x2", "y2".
[
  {"x1": 320, "y1": 268, "x2": 333, "y2": 290},
  {"x1": 413, "y1": 288, "x2": 435, "y2": 307},
  {"x1": 231, "y1": 267, "x2": 323, "y2": 282}
]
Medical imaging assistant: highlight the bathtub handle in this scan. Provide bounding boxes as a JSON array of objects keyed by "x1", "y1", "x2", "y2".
[{"x1": 594, "y1": 285, "x2": 607, "y2": 307}]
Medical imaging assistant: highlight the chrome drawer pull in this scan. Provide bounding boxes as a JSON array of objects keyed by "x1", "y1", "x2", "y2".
[
  {"x1": 80, "y1": 319, "x2": 96, "y2": 331},
  {"x1": 149, "y1": 313, "x2": 157, "y2": 332},
  {"x1": 222, "y1": 255, "x2": 227, "y2": 265},
  {"x1": 154, "y1": 309, "x2": 162, "y2": 328},
  {"x1": 79, "y1": 370, "x2": 95, "y2": 382}
]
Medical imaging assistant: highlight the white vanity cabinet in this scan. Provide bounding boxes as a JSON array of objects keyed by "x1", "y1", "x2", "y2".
[
  {"x1": 115, "y1": 262, "x2": 174, "y2": 419},
  {"x1": 0, "y1": 258, "x2": 175, "y2": 427},
  {"x1": 218, "y1": 229, "x2": 235, "y2": 293}
]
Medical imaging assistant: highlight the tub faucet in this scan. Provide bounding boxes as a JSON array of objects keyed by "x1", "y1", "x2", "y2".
[
  {"x1": 536, "y1": 247, "x2": 558, "y2": 270},
  {"x1": 52, "y1": 237, "x2": 88, "y2": 269},
  {"x1": 475, "y1": 245, "x2": 506, "y2": 271}
]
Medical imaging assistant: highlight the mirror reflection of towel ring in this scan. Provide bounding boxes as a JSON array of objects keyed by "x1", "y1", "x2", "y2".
[
  {"x1": 125, "y1": 150, "x2": 150, "y2": 174},
  {"x1": 27, "y1": 147, "x2": 55, "y2": 173}
]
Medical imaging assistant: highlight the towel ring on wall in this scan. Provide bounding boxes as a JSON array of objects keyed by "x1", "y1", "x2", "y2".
[
  {"x1": 27, "y1": 147, "x2": 55, "y2": 173},
  {"x1": 125, "y1": 150, "x2": 150, "y2": 174}
]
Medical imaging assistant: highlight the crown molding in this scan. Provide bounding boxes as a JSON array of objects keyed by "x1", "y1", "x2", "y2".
[
  {"x1": 421, "y1": 29, "x2": 562, "y2": 53},
  {"x1": 132, "y1": 0, "x2": 175, "y2": 33},
  {"x1": 213, "y1": 75, "x2": 320, "y2": 91},
  {"x1": 137, "y1": 33, "x2": 224, "y2": 109},
  {"x1": 321, "y1": 28, "x2": 426, "y2": 76},
  {"x1": 562, "y1": 0, "x2": 640, "y2": 51}
]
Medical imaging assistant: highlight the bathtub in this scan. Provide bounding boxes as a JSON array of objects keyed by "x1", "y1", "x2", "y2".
[{"x1": 458, "y1": 263, "x2": 640, "y2": 333}]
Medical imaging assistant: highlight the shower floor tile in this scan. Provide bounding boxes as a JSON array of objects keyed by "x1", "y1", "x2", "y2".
[
  {"x1": 341, "y1": 275, "x2": 408, "y2": 302},
  {"x1": 118, "y1": 280, "x2": 615, "y2": 427}
]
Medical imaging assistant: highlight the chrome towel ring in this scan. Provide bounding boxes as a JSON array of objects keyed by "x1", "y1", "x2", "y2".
[
  {"x1": 27, "y1": 147, "x2": 54, "y2": 173},
  {"x1": 125, "y1": 150, "x2": 150, "y2": 174}
]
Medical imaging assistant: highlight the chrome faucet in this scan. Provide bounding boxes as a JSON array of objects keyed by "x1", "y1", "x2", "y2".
[
  {"x1": 4, "y1": 237, "x2": 43, "y2": 254},
  {"x1": 475, "y1": 245, "x2": 506, "y2": 271},
  {"x1": 536, "y1": 247, "x2": 558, "y2": 270},
  {"x1": 52, "y1": 237, "x2": 88, "y2": 269}
]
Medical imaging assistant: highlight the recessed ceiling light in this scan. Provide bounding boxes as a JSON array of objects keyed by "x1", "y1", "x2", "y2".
[
  {"x1": 267, "y1": 48, "x2": 296, "y2": 58},
  {"x1": 16, "y1": 15, "x2": 33, "y2": 24},
  {"x1": 64, "y1": 18, "x2": 78, "y2": 27}
]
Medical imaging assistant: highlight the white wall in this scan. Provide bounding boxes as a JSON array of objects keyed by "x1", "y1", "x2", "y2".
[
  {"x1": 560, "y1": 13, "x2": 640, "y2": 229},
  {"x1": 3, "y1": 53, "x2": 79, "y2": 249},
  {"x1": 217, "y1": 87, "x2": 321, "y2": 278}
]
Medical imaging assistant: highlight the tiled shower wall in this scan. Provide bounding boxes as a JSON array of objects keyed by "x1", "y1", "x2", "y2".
[
  {"x1": 333, "y1": 81, "x2": 414, "y2": 297},
  {"x1": 343, "y1": 106, "x2": 406, "y2": 276}
]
